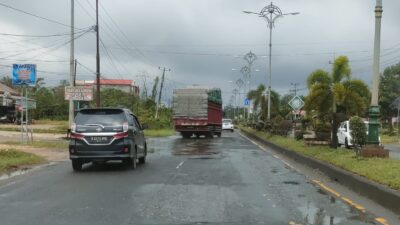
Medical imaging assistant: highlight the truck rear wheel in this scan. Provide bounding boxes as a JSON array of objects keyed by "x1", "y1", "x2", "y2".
[
  {"x1": 216, "y1": 132, "x2": 221, "y2": 138},
  {"x1": 181, "y1": 132, "x2": 191, "y2": 139},
  {"x1": 207, "y1": 131, "x2": 214, "y2": 138}
]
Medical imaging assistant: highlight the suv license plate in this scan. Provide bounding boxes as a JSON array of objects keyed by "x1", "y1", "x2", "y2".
[{"x1": 89, "y1": 136, "x2": 109, "y2": 143}]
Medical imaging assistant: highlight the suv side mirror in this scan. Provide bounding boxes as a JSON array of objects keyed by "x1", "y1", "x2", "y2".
[{"x1": 142, "y1": 123, "x2": 149, "y2": 130}]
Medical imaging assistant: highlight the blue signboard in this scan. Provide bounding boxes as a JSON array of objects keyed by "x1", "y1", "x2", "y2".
[
  {"x1": 12, "y1": 64, "x2": 36, "y2": 86},
  {"x1": 244, "y1": 98, "x2": 250, "y2": 106}
]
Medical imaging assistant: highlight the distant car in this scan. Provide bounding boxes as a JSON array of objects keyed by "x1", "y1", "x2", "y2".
[
  {"x1": 337, "y1": 120, "x2": 380, "y2": 148},
  {"x1": 222, "y1": 119, "x2": 234, "y2": 132},
  {"x1": 69, "y1": 108, "x2": 148, "y2": 171}
]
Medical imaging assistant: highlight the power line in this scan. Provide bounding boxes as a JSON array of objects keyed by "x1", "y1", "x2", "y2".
[
  {"x1": 99, "y1": 1, "x2": 156, "y2": 67},
  {"x1": 0, "y1": 28, "x2": 92, "y2": 60},
  {"x1": 77, "y1": 0, "x2": 153, "y2": 74},
  {"x1": 99, "y1": 38, "x2": 123, "y2": 78},
  {"x1": 0, "y1": 2, "x2": 85, "y2": 30},
  {"x1": 0, "y1": 31, "x2": 87, "y2": 38}
]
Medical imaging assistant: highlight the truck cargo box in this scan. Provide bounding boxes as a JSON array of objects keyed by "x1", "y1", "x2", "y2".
[{"x1": 172, "y1": 87, "x2": 222, "y2": 138}]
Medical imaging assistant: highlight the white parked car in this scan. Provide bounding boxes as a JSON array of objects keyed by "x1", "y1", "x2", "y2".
[
  {"x1": 337, "y1": 120, "x2": 380, "y2": 148},
  {"x1": 222, "y1": 119, "x2": 234, "y2": 132}
]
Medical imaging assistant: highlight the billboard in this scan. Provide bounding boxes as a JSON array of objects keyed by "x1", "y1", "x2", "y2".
[
  {"x1": 65, "y1": 86, "x2": 93, "y2": 101},
  {"x1": 12, "y1": 64, "x2": 37, "y2": 86}
]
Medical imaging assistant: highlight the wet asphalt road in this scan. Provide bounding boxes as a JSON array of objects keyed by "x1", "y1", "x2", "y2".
[{"x1": 0, "y1": 131, "x2": 383, "y2": 225}]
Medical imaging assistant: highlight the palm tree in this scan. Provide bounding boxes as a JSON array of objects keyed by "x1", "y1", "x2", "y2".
[
  {"x1": 305, "y1": 56, "x2": 370, "y2": 148},
  {"x1": 248, "y1": 84, "x2": 267, "y2": 121},
  {"x1": 247, "y1": 84, "x2": 280, "y2": 123}
]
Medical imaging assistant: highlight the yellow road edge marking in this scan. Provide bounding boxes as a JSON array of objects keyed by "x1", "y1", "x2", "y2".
[
  {"x1": 375, "y1": 217, "x2": 390, "y2": 225},
  {"x1": 240, "y1": 131, "x2": 390, "y2": 225},
  {"x1": 312, "y1": 180, "x2": 341, "y2": 198},
  {"x1": 312, "y1": 180, "x2": 369, "y2": 213}
]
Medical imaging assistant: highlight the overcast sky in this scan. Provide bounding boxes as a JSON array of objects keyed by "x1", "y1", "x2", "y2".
[{"x1": 0, "y1": 0, "x2": 399, "y2": 106}]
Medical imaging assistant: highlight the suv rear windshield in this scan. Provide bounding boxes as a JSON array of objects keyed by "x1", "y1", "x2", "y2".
[
  {"x1": 223, "y1": 119, "x2": 232, "y2": 123},
  {"x1": 75, "y1": 109, "x2": 126, "y2": 126}
]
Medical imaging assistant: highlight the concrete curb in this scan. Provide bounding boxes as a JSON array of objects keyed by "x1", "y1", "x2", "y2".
[{"x1": 240, "y1": 129, "x2": 400, "y2": 214}]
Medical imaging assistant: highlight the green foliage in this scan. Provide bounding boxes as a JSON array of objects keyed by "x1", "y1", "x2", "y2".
[
  {"x1": 349, "y1": 116, "x2": 367, "y2": 147},
  {"x1": 144, "y1": 129, "x2": 175, "y2": 137},
  {"x1": 305, "y1": 56, "x2": 370, "y2": 120},
  {"x1": 271, "y1": 115, "x2": 292, "y2": 136},
  {"x1": 379, "y1": 63, "x2": 400, "y2": 123},
  {"x1": 151, "y1": 76, "x2": 159, "y2": 102},
  {"x1": 247, "y1": 85, "x2": 280, "y2": 124},
  {"x1": 304, "y1": 55, "x2": 370, "y2": 148},
  {"x1": 100, "y1": 88, "x2": 138, "y2": 109},
  {"x1": 307, "y1": 69, "x2": 331, "y2": 88},
  {"x1": 0, "y1": 76, "x2": 13, "y2": 87},
  {"x1": 0, "y1": 149, "x2": 44, "y2": 173},
  {"x1": 279, "y1": 94, "x2": 295, "y2": 119},
  {"x1": 314, "y1": 122, "x2": 331, "y2": 141}
]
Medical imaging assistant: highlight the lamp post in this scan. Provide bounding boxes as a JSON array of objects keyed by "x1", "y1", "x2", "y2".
[
  {"x1": 367, "y1": 0, "x2": 383, "y2": 146},
  {"x1": 243, "y1": 51, "x2": 257, "y2": 120},
  {"x1": 244, "y1": 3, "x2": 299, "y2": 121}
]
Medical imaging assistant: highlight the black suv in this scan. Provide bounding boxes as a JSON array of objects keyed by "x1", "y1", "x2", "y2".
[{"x1": 69, "y1": 108, "x2": 147, "y2": 171}]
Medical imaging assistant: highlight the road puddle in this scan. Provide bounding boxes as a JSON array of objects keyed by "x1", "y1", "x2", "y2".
[
  {"x1": 283, "y1": 181, "x2": 300, "y2": 185},
  {"x1": 296, "y1": 191, "x2": 378, "y2": 224},
  {"x1": 173, "y1": 139, "x2": 219, "y2": 156}
]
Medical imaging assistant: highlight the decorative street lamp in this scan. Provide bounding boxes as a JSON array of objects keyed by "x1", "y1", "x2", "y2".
[
  {"x1": 244, "y1": 3, "x2": 299, "y2": 121},
  {"x1": 243, "y1": 51, "x2": 257, "y2": 119},
  {"x1": 364, "y1": 0, "x2": 387, "y2": 157}
]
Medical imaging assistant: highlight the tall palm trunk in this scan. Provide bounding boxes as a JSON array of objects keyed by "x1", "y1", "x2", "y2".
[{"x1": 331, "y1": 99, "x2": 338, "y2": 148}]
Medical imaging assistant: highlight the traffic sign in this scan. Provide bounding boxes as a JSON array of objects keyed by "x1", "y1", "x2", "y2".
[
  {"x1": 244, "y1": 98, "x2": 250, "y2": 106},
  {"x1": 288, "y1": 95, "x2": 304, "y2": 111},
  {"x1": 65, "y1": 86, "x2": 93, "y2": 101}
]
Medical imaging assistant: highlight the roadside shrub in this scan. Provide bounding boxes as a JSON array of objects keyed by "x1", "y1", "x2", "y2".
[
  {"x1": 349, "y1": 116, "x2": 367, "y2": 148},
  {"x1": 271, "y1": 117, "x2": 293, "y2": 136},
  {"x1": 295, "y1": 130, "x2": 309, "y2": 140},
  {"x1": 314, "y1": 123, "x2": 331, "y2": 141}
]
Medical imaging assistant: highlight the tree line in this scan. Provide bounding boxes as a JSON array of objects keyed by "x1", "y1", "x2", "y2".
[{"x1": 245, "y1": 56, "x2": 400, "y2": 148}]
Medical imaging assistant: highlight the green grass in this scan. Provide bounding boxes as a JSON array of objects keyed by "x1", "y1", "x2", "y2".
[
  {"x1": 0, "y1": 149, "x2": 44, "y2": 173},
  {"x1": 0, "y1": 127, "x2": 67, "y2": 134},
  {"x1": 380, "y1": 134, "x2": 399, "y2": 144},
  {"x1": 144, "y1": 129, "x2": 175, "y2": 137},
  {"x1": 241, "y1": 126, "x2": 400, "y2": 191},
  {"x1": 1, "y1": 140, "x2": 69, "y2": 149},
  {"x1": 34, "y1": 119, "x2": 68, "y2": 126}
]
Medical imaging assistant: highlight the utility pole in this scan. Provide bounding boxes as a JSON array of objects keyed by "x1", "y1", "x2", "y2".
[
  {"x1": 290, "y1": 82, "x2": 299, "y2": 96},
  {"x1": 155, "y1": 67, "x2": 170, "y2": 119},
  {"x1": 95, "y1": 0, "x2": 101, "y2": 107},
  {"x1": 68, "y1": 0, "x2": 75, "y2": 128}
]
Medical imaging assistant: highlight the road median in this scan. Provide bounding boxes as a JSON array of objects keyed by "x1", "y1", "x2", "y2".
[{"x1": 240, "y1": 127, "x2": 400, "y2": 214}]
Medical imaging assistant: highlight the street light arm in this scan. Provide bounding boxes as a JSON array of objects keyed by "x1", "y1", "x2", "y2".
[
  {"x1": 243, "y1": 11, "x2": 260, "y2": 15},
  {"x1": 282, "y1": 12, "x2": 300, "y2": 16}
]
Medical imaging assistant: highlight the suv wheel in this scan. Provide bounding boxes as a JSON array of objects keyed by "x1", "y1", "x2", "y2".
[
  {"x1": 72, "y1": 160, "x2": 83, "y2": 172},
  {"x1": 123, "y1": 157, "x2": 137, "y2": 169},
  {"x1": 345, "y1": 138, "x2": 350, "y2": 149},
  {"x1": 139, "y1": 146, "x2": 147, "y2": 164}
]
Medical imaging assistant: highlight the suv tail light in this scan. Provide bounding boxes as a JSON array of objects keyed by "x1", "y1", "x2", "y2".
[
  {"x1": 114, "y1": 132, "x2": 129, "y2": 140},
  {"x1": 70, "y1": 132, "x2": 84, "y2": 140},
  {"x1": 123, "y1": 122, "x2": 129, "y2": 132}
]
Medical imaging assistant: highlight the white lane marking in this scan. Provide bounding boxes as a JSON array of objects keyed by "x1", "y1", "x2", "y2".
[
  {"x1": 238, "y1": 132, "x2": 268, "y2": 151},
  {"x1": 239, "y1": 132, "x2": 301, "y2": 173},
  {"x1": 176, "y1": 161, "x2": 185, "y2": 169}
]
